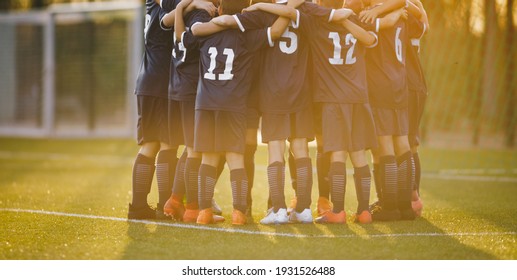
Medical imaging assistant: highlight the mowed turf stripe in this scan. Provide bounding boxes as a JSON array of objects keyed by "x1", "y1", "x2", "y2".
[{"x1": 2, "y1": 208, "x2": 516, "y2": 239}]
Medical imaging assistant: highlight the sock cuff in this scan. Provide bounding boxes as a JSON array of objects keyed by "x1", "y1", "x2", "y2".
[
  {"x1": 186, "y1": 157, "x2": 202, "y2": 166},
  {"x1": 379, "y1": 155, "x2": 396, "y2": 165},
  {"x1": 230, "y1": 168, "x2": 246, "y2": 178},
  {"x1": 295, "y1": 157, "x2": 312, "y2": 166},
  {"x1": 156, "y1": 149, "x2": 177, "y2": 163},
  {"x1": 354, "y1": 165, "x2": 371, "y2": 177},
  {"x1": 329, "y1": 161, "x2": 346, "y2": 174},
  {"x1": 199, "y1": 163, "x2": 217, "y2": 176},
  {"x1": 397, "y1": 151, "x2": 412, "y2": 165},
  {"x1": 268, "y1": 161, "x2": 285, "y2": 168},
  {"x1": 136, "y1": 153, "x2": 155, "y2": 165}
]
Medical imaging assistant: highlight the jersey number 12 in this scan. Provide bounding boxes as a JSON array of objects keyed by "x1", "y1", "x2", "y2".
[{"x1": 328, "y1": 32, "x2": 357, "y2": 65}]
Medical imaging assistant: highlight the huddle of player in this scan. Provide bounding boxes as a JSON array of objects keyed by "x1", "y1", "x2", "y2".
[{"x1": 128, "y1": 0, "x2": 429, "y2": 226}]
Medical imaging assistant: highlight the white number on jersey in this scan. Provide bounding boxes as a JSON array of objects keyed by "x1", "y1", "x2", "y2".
[
  {"x1": 395, "y1": 27, "x2": 403, "y2": 63},
  {"x1": 328, "y1": 32, "x2": 343, "y2": 65},
  {"x1": 328, "y1": 32, "x2": 357, "y2": 65},
  {"x1": 204, "y1": 47, "x2": 235, "y2": 81},
  {"x1": 279, "y1": 27, "x2": 298, "y2": 54}
]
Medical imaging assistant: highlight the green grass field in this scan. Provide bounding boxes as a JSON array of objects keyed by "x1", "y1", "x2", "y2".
[{"x1": 1, "y1": 138, "x2": 516, "y2": 260}]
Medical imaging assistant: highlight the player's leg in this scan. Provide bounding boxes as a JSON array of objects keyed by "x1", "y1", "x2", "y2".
[
  {"x1": 197, "y1": 152, "x2": 225, "y2": 224},
  {"x1": 163, "y1": 100, "x2": 186, "y2": 220},
  {"x1": 408, "y1": 90, "x2": 426, "y2": 216},
  {"x1": 315, "y1": 134, "x2": 332, "y2": 216},
  {"x1": 260, "y1": 113, "x2": 289, "y2": 224},
  {"x1": 154, "y1": 98, "x2": 179, "y2": 218},
  {"x1": 128, "y1": 96, "x2": 161, "y2": 219},
  {"x1": 370, "y1": 135, "x2": 401, "y2": 221},
  {"x1": 288, "y1": 108, "x2": 315, "y2": 223},
  {"x1": 164, "y1": 148, "x2": 187, "y2": 220},
  {"x1": 286, "y1": 150, "x2": 298, "y2": 214},
  {"x1": 288, "y1": 137, "x2": 313, "y2": 223},
  {"x1": 394, "y1": 134, "x2": 415, "y2": 220},
  {"x1": 244, "y1": 127, "x2": 258, "y2": 219},
  {"x1": 226, "y1": 151, "x2": 248, "y2": 225},
  {"x1": 316, "y1": 151, "x2": 347, "y2": 224},
  {"x1": 313, "y1": 103, "x2": 332, "y2": 216},
  {"x1": 260, "y1": 139, "x2": 289, "y2": 224},
  {"x1": 350, "y1": 150, "x2": 373, "y2": 224}
]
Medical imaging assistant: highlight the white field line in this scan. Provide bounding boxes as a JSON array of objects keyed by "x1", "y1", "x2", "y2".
[
  {"x1": 1, "y1": 151, "x2": 516, "y2": 183},
  {"x1": 1, "y1": 208, "x2": 516, "y2": 239}
]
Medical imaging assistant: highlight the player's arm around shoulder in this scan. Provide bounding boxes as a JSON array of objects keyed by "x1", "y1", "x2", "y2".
[
  {"x1": 376, "y1": 8, "x2": 407, "y2": 31},
  {"x1": 342, "y1": 19, "x2": 377, "y2": 47},
  {"x1": 359, "y1": 0, "x2": 405, "y2": 24}
]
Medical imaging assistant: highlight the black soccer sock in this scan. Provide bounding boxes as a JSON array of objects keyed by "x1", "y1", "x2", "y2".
[
  {"x1": 244, "y1": 144, "x2": 257, "y2": 208},
  {"x1": 413, "y1": 152, "x2": 421, "y2": 194},
  {"x1": 156, "y1": 149, "x2": 178, "y2": 207},
  {"x1": 198, "y1": 164, "x2": 217, "y2": 210},
  {"x1": 287, "y1": 151, "x2": 297, "y2": 193},
  {"x1": 267, "y1": 161, "x2": 286, "y2": 212},
  {"x1": 373, "y1": 163, "x2": 382, "y2": 202},
  {"x1": 295, "y1": 157, "x2": 313, "y2": 212},
  {"x1": 230, "y1": 168, "x2": 249, "y2": 213},
  {"x1": 380, "y1": 155, "x2": 398, "y2": 210},
  {"x1": 131, "y1": 153, "x2": 155, "y2": 207},
  {"x1": 354, "y1": 165, "x2": 372, "y2": 214},
  {"x1": 316, "y1": 147, "x2": 331, "y2": 199},
  {"x1": 397, "y1": 151, "x2": 413, "y2": 210},
  {"x1": 329, "y1": 161, "x2": 346, "y2": 213},
  {"x1": 172, "y1": 149, "x2": 187, "y2": 198},
  {"x1": 184, "y1": 157, "x2": 201, "y2": 207}
]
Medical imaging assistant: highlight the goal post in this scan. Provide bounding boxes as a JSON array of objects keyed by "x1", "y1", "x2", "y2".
[{"x1": 0, "y1": 0, "x2": 143, "y2": 138}]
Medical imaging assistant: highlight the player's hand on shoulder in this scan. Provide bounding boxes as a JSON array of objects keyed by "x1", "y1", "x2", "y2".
[
  {"x1": 242, "y1": 3, "x2": 262, "y2": 13},
  {"x1": 359, "y1": 8, "x2": 379, "y2": 24}
]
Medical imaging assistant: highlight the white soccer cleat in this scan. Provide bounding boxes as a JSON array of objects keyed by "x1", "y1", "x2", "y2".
[
  {"x1": 260, "y1": 208, "x2": 288, "y2": 225},
  {"x1": 275, "y1": 208, "x2": 289, "y2": 224},
  {"x1": 289, "y1": 208, "x2": 313, "y2": 223}
]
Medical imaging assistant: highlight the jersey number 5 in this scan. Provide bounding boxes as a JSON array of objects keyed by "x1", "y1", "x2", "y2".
[
  {"x1": 204, "y1": 47, "x2": 235, "y2": 81},
  {"x1": 328, "y1": 32, "x2": 357, "y2": 65},
  {"x1": 279, "y1": 27, "x2": 298, "y2": 54}
]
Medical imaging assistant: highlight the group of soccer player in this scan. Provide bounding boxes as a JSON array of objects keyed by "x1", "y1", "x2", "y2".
[{"x1": 127, "y1": 0, "x2": 429, "y2": 226}]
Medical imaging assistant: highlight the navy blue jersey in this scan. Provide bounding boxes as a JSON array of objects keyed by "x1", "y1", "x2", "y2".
[
  {"x1": 160, "y1": 0, "x2": 177, "y2": 12},
  {"x1": 308, "y1": 15, "x2": 375, "y2": 104},
  {"x1": 406, "y1": 13, "x2": 427, "y2": 93},
  {"x1": 365, "y1": 15, "x2": 408, "y2": 109},
  {"x1": 134, "y1": 0, "x2": 174, "y2": 97},
  {"x1": 236, "y1": 2, "x2": 332, "y2": 114},
  {"x1": 183, "y1": 27, "x2": 271, "y2": 114},
  {"x1": 169, "y1": 9, "x2": 212, "y2": 101}
]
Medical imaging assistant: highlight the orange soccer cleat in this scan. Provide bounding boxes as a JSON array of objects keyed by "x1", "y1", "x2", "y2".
[
  {"x1": 183, "y1": 202, "x2": 200, "y2": 223},
  {"x1": 317, "y1": 197, "x2": 333, "y2": 217},
  {"x1": 315, "y1": 210, "x2": 346, "y2": 224},
  {"x1": 412, "y1": 199, "x2": 423, "y2": 217},
  {"x1": 352, "y1": 210, "x2": 372, "y2": 224},
  {"x1": 163, "y1": 195, "x2": 185, "y2": 221},
  {"x1": 196, "y1": 208, "x2": 225, "y2": 225},
  {"x1": 231, "y1": 209, "x2": 247, "y2": 225}
]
